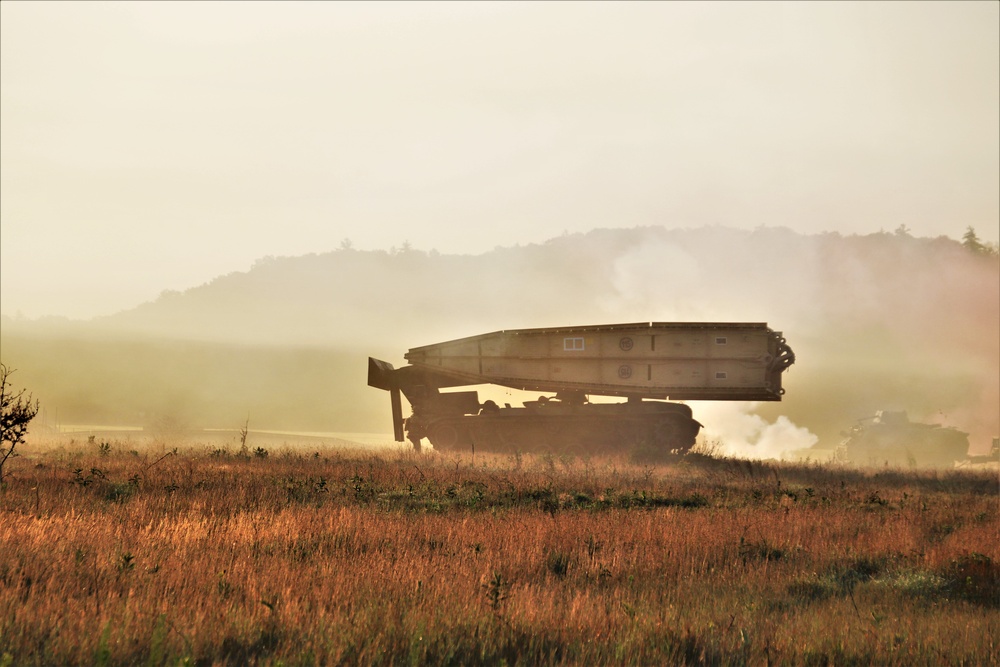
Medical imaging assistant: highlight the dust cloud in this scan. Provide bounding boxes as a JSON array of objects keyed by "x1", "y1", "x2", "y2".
[{"x1": 690, "y1": 401, "x2": 819, "y2": 461}]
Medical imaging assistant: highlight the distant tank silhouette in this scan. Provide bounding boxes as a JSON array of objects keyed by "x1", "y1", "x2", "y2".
[{"x1": 835, "y1": 410, "x2": 970, "y2": 468}]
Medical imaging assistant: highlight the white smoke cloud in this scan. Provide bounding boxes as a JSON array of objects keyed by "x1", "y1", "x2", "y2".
[
  {"x1": 605, "y1": 239, "x2": 704, "y2": 318},
  {"x1": 690, "y1": 400, "x2": 819, "y2": 461}
]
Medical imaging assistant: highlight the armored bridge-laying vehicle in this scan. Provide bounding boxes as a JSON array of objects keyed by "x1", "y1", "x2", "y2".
[{"x1": 369, "y1": 322, "x2": 795, "y2": 454}]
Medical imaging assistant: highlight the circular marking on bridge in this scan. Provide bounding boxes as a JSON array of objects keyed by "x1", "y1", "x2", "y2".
[
  {"x1": 618, "y1": 365, "x2": 633, "y2": 379},
  {"x1": 619, "y1": 337, "x2": 634, "y2": 351}
]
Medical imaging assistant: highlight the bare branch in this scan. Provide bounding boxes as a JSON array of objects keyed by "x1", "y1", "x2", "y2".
[{"x1": 1, "y1": 362, "x2": 40, "y2": 482}]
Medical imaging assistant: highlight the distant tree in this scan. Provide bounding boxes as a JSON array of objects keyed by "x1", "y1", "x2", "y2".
[
  {"x1": 962, "y1": 226, "x2": 999, "y2": 258},
  {"x1": 339, "y1": 238, "x2": 354, "y2": 251},
  {"x1": 252, "y1": 255, "x2": 278, "y2": 269},
  {"x1": 962, "y1": 226, "x2": 985, "y2": 254},
  {"x1": 894, "y1": 224, "x2": 911, "y2": 237},
  {"x1": 1, "y1": 363, "x2": 39, "y2": 482}
]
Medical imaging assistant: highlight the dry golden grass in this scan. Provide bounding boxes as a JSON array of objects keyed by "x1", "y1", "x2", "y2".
[{"x1": 1, "y1": 439, "x2": 997, "y2": 665}]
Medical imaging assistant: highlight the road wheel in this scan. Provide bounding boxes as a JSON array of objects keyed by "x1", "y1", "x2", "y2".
[{"x1": 428, "y1": 423, "x2": 460, "y2": 450}]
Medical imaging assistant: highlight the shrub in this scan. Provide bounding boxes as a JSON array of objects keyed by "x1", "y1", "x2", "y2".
[{"x1": 0, "y1": 363, "x2": 39, "y2": 482}]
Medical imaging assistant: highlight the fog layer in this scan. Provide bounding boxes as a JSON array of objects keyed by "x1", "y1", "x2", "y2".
[{"x1": 2, "y1": 226, "x2": 997, "y2": 454}]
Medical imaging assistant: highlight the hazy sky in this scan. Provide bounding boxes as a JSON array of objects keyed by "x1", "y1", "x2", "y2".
[{"x1": 2, "y1": 1, "x2": 998, "y2": 319}]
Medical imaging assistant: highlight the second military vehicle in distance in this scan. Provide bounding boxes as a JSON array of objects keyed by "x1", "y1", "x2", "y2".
[
  {"x1": 369, "y1": 322, "x2": 795, "y2": 456},
  {"x1": 835, "y1": 411, "x2": 971, "y2": 468}
]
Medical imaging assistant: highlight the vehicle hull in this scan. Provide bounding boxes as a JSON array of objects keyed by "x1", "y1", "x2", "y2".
[{"x1": 413, "y1": 400, "x2": 701, "y2": 455}]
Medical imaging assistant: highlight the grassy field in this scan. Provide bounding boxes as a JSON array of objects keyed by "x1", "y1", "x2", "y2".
[{"x1": 1, "y1": 439, "x2": 997, "y2": 666}]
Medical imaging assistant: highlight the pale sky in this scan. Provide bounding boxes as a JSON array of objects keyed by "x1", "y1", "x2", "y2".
[{"x1": 2, "y1": 1, "x2": 998, "y2": 319}]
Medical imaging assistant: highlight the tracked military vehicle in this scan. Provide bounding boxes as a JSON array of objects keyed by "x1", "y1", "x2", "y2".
[
  {"x1": 835, "y1": 411, "x2": 971, "y2": 468},
  {"x1": 369, "y1": 322, "x2": 794, "y2": 455}
]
